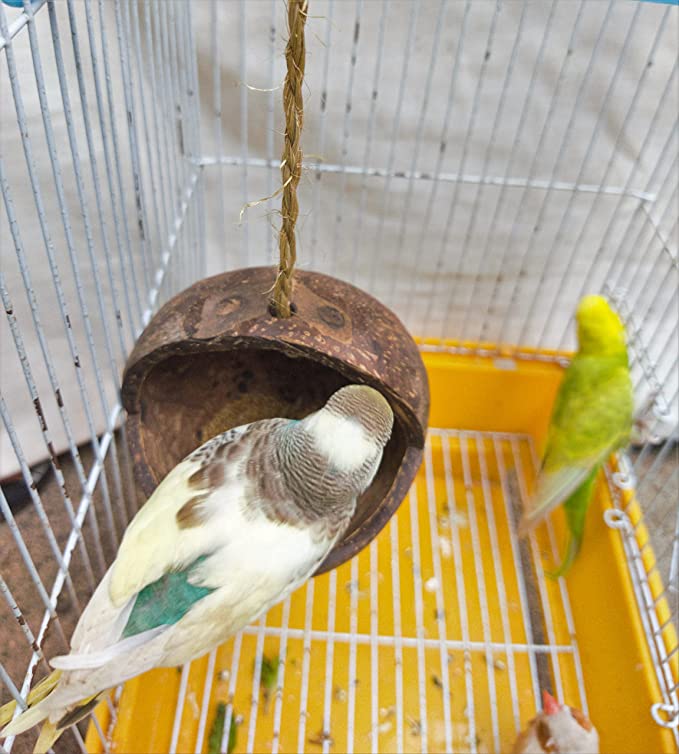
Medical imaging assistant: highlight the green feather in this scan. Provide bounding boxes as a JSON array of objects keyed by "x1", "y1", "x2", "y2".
[
  {"x1": 547, "y1": 465, "x2": 600, "y2": 578},
  {"x1": 122, "y1": 556, "x2": 214, "y2": 638}
]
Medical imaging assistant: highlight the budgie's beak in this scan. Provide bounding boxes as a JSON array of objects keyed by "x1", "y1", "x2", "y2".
[{"x1": 542, "y1": 689, "x2": 560, "y2": 715}]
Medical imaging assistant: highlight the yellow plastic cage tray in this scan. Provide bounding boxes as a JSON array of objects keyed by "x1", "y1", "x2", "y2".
[{"x1": 86, "y1": 349, "x2": 677, "y2": 754}]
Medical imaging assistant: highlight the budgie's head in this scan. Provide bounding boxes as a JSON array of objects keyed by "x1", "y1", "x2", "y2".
[
  {"x1": 322, "y1": 384, "x2": 394, "y2": 448},
  {"x1": 576, "y1": 295, "x2": 627, "y2": 355},
  {"x1": 297, "y1": 384, "x2": 394, "y2": 500},
  {"x1": 518, "y1": 690, "x2": 599, "y2": 754}
]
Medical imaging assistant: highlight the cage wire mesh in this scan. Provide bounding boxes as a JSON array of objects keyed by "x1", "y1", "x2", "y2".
[{"x1": 0, "y1": 0, "x2": 677, "y2": 752}]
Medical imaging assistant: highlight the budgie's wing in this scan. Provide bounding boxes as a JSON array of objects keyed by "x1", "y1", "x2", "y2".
[
  {"x1": 108, "y1": 424, "x2": 252, "y2": 606},
  {"x1": 50, "y1": 423, "x2": 261, "y2": 672},
  {"x1": 521, "y1": 357, "x2": 632, "y2": 532}
]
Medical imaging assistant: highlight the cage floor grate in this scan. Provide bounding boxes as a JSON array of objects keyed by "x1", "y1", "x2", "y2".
[{"x1": 97, "y1": 429, "x2": 587, "y2": 754}]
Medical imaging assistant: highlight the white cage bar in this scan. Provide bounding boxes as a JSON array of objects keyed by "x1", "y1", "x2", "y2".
[{"x1": 0, "y1": 1, "x2": 677, "y2": 752}]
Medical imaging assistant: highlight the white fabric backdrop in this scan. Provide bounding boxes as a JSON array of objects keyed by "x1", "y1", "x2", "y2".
[{"x1": 1, "y1": 0, "x2": 677, "y2": 476}]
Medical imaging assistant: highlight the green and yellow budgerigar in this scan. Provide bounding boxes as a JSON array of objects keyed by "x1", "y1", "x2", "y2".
[{"x1": 520, "y1": 295, "x2": 634, "y2": 576}]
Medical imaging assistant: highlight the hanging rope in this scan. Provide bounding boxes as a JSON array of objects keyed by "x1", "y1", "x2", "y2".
[{"x1": 270, "y1": 0, "x2": 308, "y2": 318}]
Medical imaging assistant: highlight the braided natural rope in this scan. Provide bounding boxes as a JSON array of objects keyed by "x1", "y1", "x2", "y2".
[{"x1": 270, "y1": 0, "x2": 308, "y2": 318}]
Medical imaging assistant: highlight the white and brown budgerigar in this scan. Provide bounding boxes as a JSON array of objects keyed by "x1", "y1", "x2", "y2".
[
  {"x1": 1, "y1": 385, "x2": 393, "y2": 752},
  {"x1": 512, "y1": 690, "x2": 599, "y2": 754}
]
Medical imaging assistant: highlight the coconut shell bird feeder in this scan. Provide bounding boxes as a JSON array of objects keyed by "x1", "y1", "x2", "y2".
[{"x1": 120, "y1": 0, "x2": 429, "y2": 574}]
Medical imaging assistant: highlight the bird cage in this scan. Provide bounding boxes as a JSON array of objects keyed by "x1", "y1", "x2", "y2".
[{"x1": 0, "y1": 0, "x2": 677, "y2": 753}]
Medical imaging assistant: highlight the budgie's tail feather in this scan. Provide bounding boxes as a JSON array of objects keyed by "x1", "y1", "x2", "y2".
[
  {"x1": 0, "y1": 701, "x2": 50, "y2": 738},
  {"x1": 546, "y1": 533, "x2": 581, "y2": 579},
  {"x1": 2, "y1": 684, "x2": 104, "y2": 751},
  {"x1": 0, "y1": 670, "x2": 62, "y2": 729},
  {"x1": 518, "y1": 464, "x2": 593, "y2": 536},
  {"x1": 33, "y1": 719, "x2": 59, "y2": 754},
  {"x1": 546, "y1": 465, "x2": 600, "y2": 579},
  {"x1": 50, "y1": 624, "x2": 165, "y2": 671}
]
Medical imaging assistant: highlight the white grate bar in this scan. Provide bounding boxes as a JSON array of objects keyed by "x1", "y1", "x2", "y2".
[
  {"x1": 329, "y1": 0, "x2": 363, "y2": 279},
  {"x1": 296, "y1": 579, "x2": 315, "y2": 753},
  {"x1": 196, "y1": 154, "x2": 655, "y2": 203},
  {"x1": 456, "y1": 2, "x2": 529, "y2": 339},
  {"x1": 407, "y1": 484, "x2": 430, "y2": 753},
  {"x1": 159, "y1": 1, "x2": 189, "y2": 292},
  {"x1": 605, "y1": 121, "x2": 678, "y2": 298},
  {"x1": 320, "y1": 570, "x2": 338, "y2": 754},
  {"x1": 423, "y1": 441, "x2": 454, "y2": 751},
  {"x1": 471, "y1": 0, "x2": 559, "y2": 344},
  {"x1": 0, "y1": 575, "x2": 50, "y2": 674},
  {"x1": 476, "y1": 437, "x2": 521, "y2": 732},
  {"x1": 670, "y1": 505, "x2": 679, "y2": 593},
  {"x1": 80, "y1": 0, "x2": 141, "y2": 336},
  {"x1": 194, "y1": 648, "x2": 217, "y2": 754},
  {"x1": 628, "y1": 184, "x2": 679, "y2": 314},
  {"x1": 604, "y1": 467, "x2": 679, "y2": 744},
  {"x1": 0, "y1": 12, "x2": 106, "y2": 494},
  {"x1": 123, "y1": 0, "x2": 162, "y2": 280},
  {"x1": 405, "y1": 0, "x2": 472, "y2": 330},
  {"x1": 169, "y1": 662, "x2": 191, "y2": 754},
  {"x1": 270, "y1": 595, "x2": 292, "y2": 754},
  {"x1": 246, "y1": 617, "x2": 267, "y2": 752},
  {"x1": 172, "y1": 0, "x2": 201, "y2": 290},
  {"x1": 441, "y1": 433, "x2": 477, "y2": 752},
  {"x1": 460, "y1": 435, "x2": 501, "y2": 752},
  {"x1": 309, "y1": 0, "x2": 335, "y2": 268},
  {"x1": 264, "y1": 0, "x2": 277, "y2": 265},
  {"x1": 499, "y1": 0, "x2": 619, "y2": 346},
  {"x1": 238, "y1": 625, "x2": 576, "y2": 655},
  {"x1": 525, "y1": 440, "x2": 590, "y2": 714},
  {"x1": 369, "y1": 540, "x2": 379, "y2": 754},
  {"x1": 366, "y1": 0, "x2": 420, "y2": 292},
  {"x1": 47, "y1": 1, "x2": 124, "y2": 382},
  {"x1": 534, "y1": 3, "x2": 671, "y2": 349},
  {"x1": 346, "y1": 557, "x2": 359, "y2": 754},
  {"x1": 0, "y1": 0, "x2": 47, "y2": 52},
  {"x1": 349, "y1": 0, "x2": 388, "y2": 280},
  {"x1": 220, "y1": 631, "x2": 243, "y2": 754},
  {"x1": 491, "y1": 437, "x2": 541, "y2": 709},
  {"x1": 389, "y1": 516, "x2": 405, "y2": 754},
  {"x1": 64, "y1": 0, "x2": 129, "y2": 358},
  {"x1": 113, "y1": 0, "x2": 152, "y2": 298},
  {"x1": 210, "y1": 0, "x2": 226, "y2": 266},
  {"x1": 0, "y1": 396, "x2": 81, "y2": 611},
  {"x1": 94, "y1": 0, "x2": 145, "y2": 327},
  {"x1": 436, "y1": 1, "x2": 504, "y2": 340},
  {"x1": 149, "y1": 0, "x2": 180, "y2": 274},
  {"x1": 510, "y1": 439, "x2": 564, "y2": 699},
  {"x1": 0, "y1": 267, "x2": 98, "y2": 589},
  {"x1": 239, "y1": 0, "x2": 249, "y2": 266},
  {"x1": 21, "y1": 0, "x2": 121, "y2": 552},
  {"x1": 387, "y1": 0, "x2": 448, "y2": 305}
]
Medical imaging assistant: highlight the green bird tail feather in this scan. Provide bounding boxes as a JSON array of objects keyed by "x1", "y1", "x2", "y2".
[{"x1": 546, "y1": 465, "x2": 600, "y2": 579}]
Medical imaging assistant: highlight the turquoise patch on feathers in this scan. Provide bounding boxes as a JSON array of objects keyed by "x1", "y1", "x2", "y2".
[{"x1": 122, "y1": 556, "x2": 215, "y2": 638}]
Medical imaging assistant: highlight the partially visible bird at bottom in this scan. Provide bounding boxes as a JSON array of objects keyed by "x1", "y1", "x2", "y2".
[
  {"x1": 519, "y1": 295, "x2": 634, "y2": 576},
  {"x1": 0, "y1": 384, "x2": 394, "y2": 753},
  {"x1": 512, "y1": 690, "x2": 599, "y2": 754}
]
